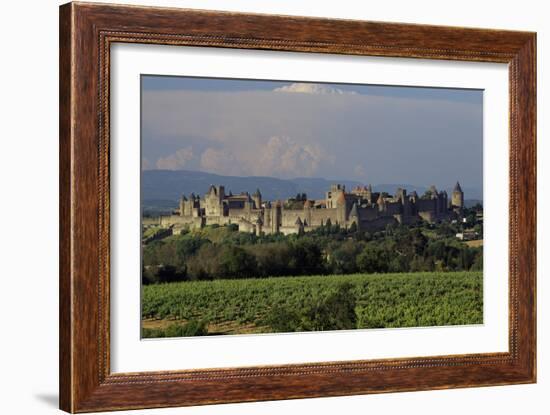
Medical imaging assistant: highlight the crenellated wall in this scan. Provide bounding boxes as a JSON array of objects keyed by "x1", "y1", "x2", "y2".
[{"x1": 158, "y1": 183, "x2": 461, "y2": 235}]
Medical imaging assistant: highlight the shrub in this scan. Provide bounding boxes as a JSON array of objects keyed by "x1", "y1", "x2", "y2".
[
  {"x1": 288, "y1": 238, "x2": 324, "y2": 275},
  {"x1": 142, "y1": 264, "x2": 187, "y2": 284},
  {"x1": 263, "y1": 306, "x2": 301, "y2": 333},
  {"x1": 471, "y1": 250, "x2": 483, "y2": 271},
  {"x1": 186, "y1": 244, "x2": 223, "y2": 280},
  {"x1": 246, "y1": 243, "x2": 293, "y2": 277},
  {"x1": 227, "y1": 223, "x2": 239, "y2": 232},
  {"x1": 164, "y1": 320, "x2": 208, "y2": 337},
  {"x1": 142, "y1": 320, "x2": 208, "y2": 338},
  {"x1": 265, "y1": 283, "x2": 356, "y2": 332},
  {"x1": 327, "y1": 240, "x2": 364, "y2": 274},
  {"x1": 156, "y1": 264, "x2": 187, "y2": 283},
  {"x1": 218, "y1": 246, "x2": 257, "y2": 279},
  {"x1": 302, "y1": 283, "x2": 357, "y2": 331},
  {"x1": 141, "y1": 266, "x2": 157, "y2": 285},
  {"x1": 356, "y1": 245, "x2": 389, "y2": 273},
  {"x1": 186, "y1": 244, "x2": 257, "y2": 279}
]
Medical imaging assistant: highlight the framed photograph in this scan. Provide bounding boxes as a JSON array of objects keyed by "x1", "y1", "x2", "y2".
[{"x1": 59, "y1": 2, "x2": 536, "y2": 412}]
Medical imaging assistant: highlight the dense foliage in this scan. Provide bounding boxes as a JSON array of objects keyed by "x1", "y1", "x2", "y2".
[
  {"x1": 142, "y1": 218, "x2": 483, "y2": 284},
  {"x1": 142, "y1": 271, "x2": 483, "y2": 337},
  {"x1": 142, "y1": 319, "x2": 208, "y2": 338}
]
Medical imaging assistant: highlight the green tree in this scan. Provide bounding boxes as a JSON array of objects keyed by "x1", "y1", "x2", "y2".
[
  {"x1": 219, "y1": 246, "x2": 257, "y2": 279},
  {"x1": 289, "y1": 238, "x2": 324, "y2": 275},
  {"x1": 356, "y1": 245, "x2": 389, "y2": 273},
  {"x1": 265, "y1": 283, "x2": 357, "y2": 332},
  {"x1": 328, "y1": 240, "x2": 363, "y2": 274}
]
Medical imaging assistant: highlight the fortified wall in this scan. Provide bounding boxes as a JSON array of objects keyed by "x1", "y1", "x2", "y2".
[{"x1": 155, "y1": 182, "x2": 465, "y2": 236}]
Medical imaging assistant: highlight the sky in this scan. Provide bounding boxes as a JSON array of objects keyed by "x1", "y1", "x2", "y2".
[{"x1": 141, "y1": 75, "x2": 483, "y2": 190}]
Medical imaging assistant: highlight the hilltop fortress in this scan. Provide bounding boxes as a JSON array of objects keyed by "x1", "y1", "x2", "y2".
[{"x1": 155, "y1": 182, "x2": 465, "y2": 236}]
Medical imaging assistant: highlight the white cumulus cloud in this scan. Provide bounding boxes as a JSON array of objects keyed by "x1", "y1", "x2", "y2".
[
  {"x1": 273, "y1": 83, "x2": 357, "y2": 95},
  {"x1": 200, "y1": 148, "x2": 243, "y2": 175},
  {"x1": 156, "y1": 147, "x2": 195, "y2": 170},
  {"x1": 255, "y1": 136, "x2": 329, "y2": 177}
]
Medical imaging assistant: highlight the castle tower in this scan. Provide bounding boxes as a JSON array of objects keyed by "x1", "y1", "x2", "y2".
[
  {"x1": 252, "y1": 188, "x2": 262, "y2": 210},
  {"x1": 244, "y1": 193, "x2": 253, "y2": 213},
  {"x1": 441, "y1": 190, "x2": 448, "y2": 213},
  {"x1": 179, "y1": 194, "x2": 187, "y2": 217},
  {"x1": 326, "y1": 184, "x2": 345, "y2": 209},
  {"x1": 409, "y1": 190, "x2": 418, "y2": 215},
  {"x1": 303, "y1": 199, "x2": 313, "y2": 228},
  {"x1": 205, "y1": 185, "x2": 225, "y2": 216},
  {"x1": 428, "y1": 185, "x2": 440, "y2": 213},
  {"x1": 336, "y1": 192, "x2": 347, "y2": 224},
  {"x1": 451, "y1": 181, "x2": 464, "y2": 210},
  {"x1": 396, "y1": 188, "x2": 411, "y2": 217},
  {"x1": 271, "y1": 201, "x2": 282, "y2": 234},
  {"x1": 263, "y1": 201, "x2": 272, "y2": 233},
  {"x1": 377, "y1": 193, "x2": 386, "y2": 213},
  {"x1": 349, "y1": 202, "x2": 359, "y2": 230},
  {"x1": 188, "y1": 193, "x2": 200, "y2": 218},
  {"x1": 367, "y1": 184, "x2": 373, "y2": 204}
]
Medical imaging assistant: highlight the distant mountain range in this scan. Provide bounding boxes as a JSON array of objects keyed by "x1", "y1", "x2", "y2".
[{"x1": 142, "y1": 170, "x2": 483, "y2": 211}]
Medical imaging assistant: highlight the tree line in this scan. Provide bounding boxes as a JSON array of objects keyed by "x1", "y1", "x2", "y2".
[{"x1": 142, "y1": 219, "x2": 482, "y2": 284}]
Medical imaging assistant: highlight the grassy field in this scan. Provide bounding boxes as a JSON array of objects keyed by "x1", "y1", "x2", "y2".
[
  {"x1": 465, "y1": 239, "x2": 484, "y2": 248},
  {"x1": 142, "y1": 271, "x2": 483, "y2": 338}
]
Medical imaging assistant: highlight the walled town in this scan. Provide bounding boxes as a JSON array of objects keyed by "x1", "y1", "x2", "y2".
[{"x1": 151, "y1": 182, "x2": 465, "y2": 236}]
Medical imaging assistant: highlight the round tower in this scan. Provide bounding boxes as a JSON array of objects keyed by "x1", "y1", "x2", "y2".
[
  {"x1": 179, "y1": 194, "x2": 187, "y2": 216},
  {"x1": 336, "y1": 192, "x2": 347, "y2": 224},
  {"x1": 252, "y1": 188, "x2": 262, "y2": 210},
  {"x1": 349, "y1": 202, "x2": 359, "y2": 230},
  {"x1": 377, "y1": 193, "x2": 386, "y2": 213},
  {"x1": 451, "y1": 181, "x2": 464, "y2": 209}
]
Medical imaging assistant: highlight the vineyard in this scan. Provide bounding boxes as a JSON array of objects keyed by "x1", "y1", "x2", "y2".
[{"x1": 142, "y1": 271, "x2": 483, "y2": 337}]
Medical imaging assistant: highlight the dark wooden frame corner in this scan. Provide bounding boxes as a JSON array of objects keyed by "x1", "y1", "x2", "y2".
[{"x1": 59, "y1": 2, "x2": 536, "y2": 412}]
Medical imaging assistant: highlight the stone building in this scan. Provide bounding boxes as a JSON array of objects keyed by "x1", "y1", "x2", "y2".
[
  {"x1": 451, "y1": 181, "x2": 464, "y2": 211},
  {"x1": 159, "y1": 182, "x2": 465, "y2": 235}
]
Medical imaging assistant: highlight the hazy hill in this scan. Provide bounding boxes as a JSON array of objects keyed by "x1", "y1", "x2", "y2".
[
  {"x1": 142, "y1": 170, "x2": 365, "y2": 202},
  {"x1": 142, "y1": 170, "x2": 482, "y2": 213}
]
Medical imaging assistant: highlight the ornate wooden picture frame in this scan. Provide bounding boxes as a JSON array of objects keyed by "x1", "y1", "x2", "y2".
[{"x1": 59, "y1": 2, "x2": 536, "y2": 412}]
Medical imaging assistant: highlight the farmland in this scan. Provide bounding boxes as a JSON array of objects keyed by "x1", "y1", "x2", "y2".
[{"x1": 142, "y1": 271, "x2": 483, "y2": 337}]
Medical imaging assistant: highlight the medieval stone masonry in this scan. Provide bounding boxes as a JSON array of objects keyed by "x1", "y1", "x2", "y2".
[{"x1": 157, "y1": 182, "x2": 465, "y2": 236}]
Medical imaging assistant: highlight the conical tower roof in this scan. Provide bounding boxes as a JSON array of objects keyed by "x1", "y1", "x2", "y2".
[
  {"x1": 350, "y1": 202, "x2": 359, "y2": 217},
  {"x1": 453, "y1": 181, "x2": 463, "y2": 192}
]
